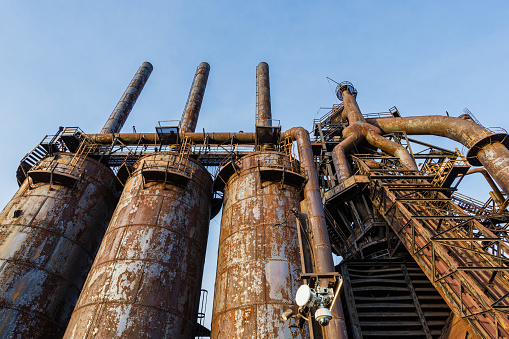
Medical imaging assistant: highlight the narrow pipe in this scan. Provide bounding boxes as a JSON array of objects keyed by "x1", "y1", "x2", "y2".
[
  {"x1": 369, "y1": 116, "x2": 509, "y2": 196},
  {"x1": 87, "y1": 132, "x2": 256, "y2": 145},
  {"x1": 365, "y1": 131, "x2": 418, "y2": 170},
  {"x1": 464, "y1": 168, "x2": 505, "y2": 206},
  {"x1": 101, "y1": 62, "x2": 153, "y2": 134},
  {"x1": 282, "y1": 127, "x2": 348, "y2": 339},
  {"x1": 181, "y1": 62, "x2": 210, "y2": 133},
  {"x1": 257, "y1": 62, "x2": 271, "y2": 127}
]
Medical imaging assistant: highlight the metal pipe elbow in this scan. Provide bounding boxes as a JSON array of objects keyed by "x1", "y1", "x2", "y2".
[{"x1": 365, "y1": 131, "x2": 418, "y2": 170}]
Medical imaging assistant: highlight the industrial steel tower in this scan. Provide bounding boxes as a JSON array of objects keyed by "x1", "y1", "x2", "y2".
[{"x1": 0, "y1": 62, "x2": 507, "y2": 339}]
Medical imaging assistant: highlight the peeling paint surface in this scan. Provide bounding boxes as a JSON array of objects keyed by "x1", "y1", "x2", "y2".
[
  {"x1": 211, "y1": 152, "x2": 308, "y2": 339},
  {"x1": 0, "y1": 153, "x2": 118, "y2": 338},
  {"x1": 64, "y1": 152, "x2": 212, "y2": 339}
]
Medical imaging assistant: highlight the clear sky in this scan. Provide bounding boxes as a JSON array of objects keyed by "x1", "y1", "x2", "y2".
[{"x1": 1, "y1": 0, "x2": 508, "y2": 330}]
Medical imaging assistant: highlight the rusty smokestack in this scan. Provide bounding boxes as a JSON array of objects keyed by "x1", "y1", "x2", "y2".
[
  {"x1": 256, "y1": 62, "x2": 271, "y2": 127},
  {"x1": 100, "y1": 61, "x2": 153, "y2": 134},
  {"x1": 180, "y1": 62, "x2": 210, "y2": 133}
]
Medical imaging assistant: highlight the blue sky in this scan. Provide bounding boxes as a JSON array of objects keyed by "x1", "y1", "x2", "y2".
[{"x1": 1, "y1": 0, "x2": 509, "y2": 329}]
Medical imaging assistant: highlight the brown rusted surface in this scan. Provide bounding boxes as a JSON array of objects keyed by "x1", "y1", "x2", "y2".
[
  {"x1": 367, "y1": 115, "x2": 489, "y2": 146},
  {"x1": 477, "y1": 142, "x2": 509, "y2": 198},
  {"x1": 101, "y1": 62, "x2": 153, "y2": 134},
  {"x1": 360, "y1": 157, "x2": 509, "y2": 338},
  {"x1": 211, "y1": 152, "x2": 307, "y2": 339},
  {"x1": 257, "y1": 62, "x2": 272, "y2": 127},
  {"x1": 441, "y1": 313, "x2": 469, "y2": 339},
  {"x1": 64, "y1": 153, "x2": 212, "y2": 339},
  {"x1": 282, "y1": 127, "x2": 348, "y2": 339},
  {"x1": 364, "y1": 131, "x2": 418, "y2": 170},
  {"x1": 331, "y1": 85, "x2": 417, "y2": 183},
  {"x1": 0, "y1": 153, "x2": 118, "y2": 337},
  {"x1": 331, "y1": 135, "x2": 358, "y2": 181},
  {"x1": 87, "y1": 131, "x2": 256, "y2": 145},
  {"x1": 181, "y1": 62, "x2": 210, "y2": 133},
  {"x1": 339, "y1": 83, "x2": 364, "y2": 125},
  {"x1": 369, "y1": 115, "x2": 509, "y2": 196}
]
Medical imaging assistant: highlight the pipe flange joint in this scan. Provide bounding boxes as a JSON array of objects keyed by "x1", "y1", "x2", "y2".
[
  {"x1": 466, "y1": 133, "x2": 509, "y2": 166},
  {"x1": 336, "y1": 81, "x2": 357, "y2": 101}
]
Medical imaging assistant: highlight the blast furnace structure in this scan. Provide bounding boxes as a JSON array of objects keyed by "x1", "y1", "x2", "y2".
[{"x1": 0, "y1": 61, "x2": 508, "y2": 339}]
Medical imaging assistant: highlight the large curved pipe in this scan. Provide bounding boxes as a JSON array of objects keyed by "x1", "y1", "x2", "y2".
[
  {"x1": 101, "y1": 62, "x2": 153, "y2": 134},
  {"x1": 257, "y1": 62, "x2": 271, "y2": 127},
  {"x1": 365, "y1": 131, "x2": 418, "y2": 170},
  {"x1": 282, "y1": 127, "x2": 348, "y2": 339},
  {"x1": 366, "y1": 116, "x2": 488, "y2": 146},
  {"x1": 331, "y1": 84, "x2": 417, "y2": 183},
  {"x1": 331, "y1": 135, "x2": 359, "y2": 181},
  {"x1": 181, "y1": 62, "x2": 210, "y2": 133},
  {"x1": 369, "y1": 116, "x2": 509, "y2": 196}
]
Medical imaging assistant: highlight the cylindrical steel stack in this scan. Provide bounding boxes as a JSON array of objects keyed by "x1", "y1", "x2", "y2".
[
  {"x1": 211, "y1": 152, "x2": 308, "y2": 338},
  {"x1": 64, "y1": 152, "x2": 213, "y2": 338},
  {"x1": 0, "y1": 153, "x2": 118, "y2": 337},
  {"x1": 101, "y1": 62, "x2": 153, "y2": 134},
  {"x1": 181, "y1": 62, "x2": 210, "y2": 133},
  {"x1": 257, "y1": 62, "x2": 271, "y2": 127}
]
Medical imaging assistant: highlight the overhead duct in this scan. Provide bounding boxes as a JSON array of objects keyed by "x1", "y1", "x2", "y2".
[{"x1": 367, "y1": 115, "x2": 509, "y2": 196}]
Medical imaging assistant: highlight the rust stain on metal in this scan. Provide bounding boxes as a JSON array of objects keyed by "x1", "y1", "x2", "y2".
[
  {"x1": 282, "y1": 127, "x2": 349, "y2": 339},
  {"x1": 87, "y1": 131, "x2": 256, "y2": 145},
  {"x1": 101, "y1": 61, "x2": 153, "y2": 134},
  {"x1": 0, "y1": 153, "x2": 118, "y2": 338},
  {"x1": 211, "y1": 152, "x2": 307, "y2": 339},
  {"x1": 181, "y1": 62, "x2": 210, "y2": 133},
  {"x1": 64, "y1": 152, "x2": 212, "y2": 339},
  {"x1": 257, "y1": 62, "x2": 272, "y2": 127},
  {"x1": 368, "y1": 115, "x2": 509, "y2": 195},
  {"x1": 331, "y1": 83, "x2": 417, "y2": 183}
]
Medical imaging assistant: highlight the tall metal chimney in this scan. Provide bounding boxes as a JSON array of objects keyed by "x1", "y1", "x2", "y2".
[
  {"x1": 100, "y1": 61, "x2": 153, "y2": 134},
  {"x1": 181, "y1": 62, "x2": 210, "y2": 133},
  {"x1": 256, "y1": 62, "x2": 271, "y2": 127}
]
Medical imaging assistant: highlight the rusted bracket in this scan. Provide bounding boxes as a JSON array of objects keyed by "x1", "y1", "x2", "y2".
[{"x1": 298, "y1": 272, "x2": 342, "y2": 291}]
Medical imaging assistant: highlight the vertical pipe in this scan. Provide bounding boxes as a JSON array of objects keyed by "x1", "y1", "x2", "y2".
[
  {"x1": 477, "y1": 142, "x2": 509, "y2": 197},
  {"x1": 100, "y1": 62, "x2": 153, "y2": 134},
  {"x1": 181, "y1": 62, "x2": 210, "y2": 133},
  {"x1": 340, "y1": 86, "x2": 365, "y2": 124},
  {"x1": 331, "y1": 135, "x2": 359, "y2": 182},
  {"x1": 257, "y1": 62, "x2": 272, "y2": 127},
  {"x1": 282, "y1": 127, "x2": 348, "y2": 339}
]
